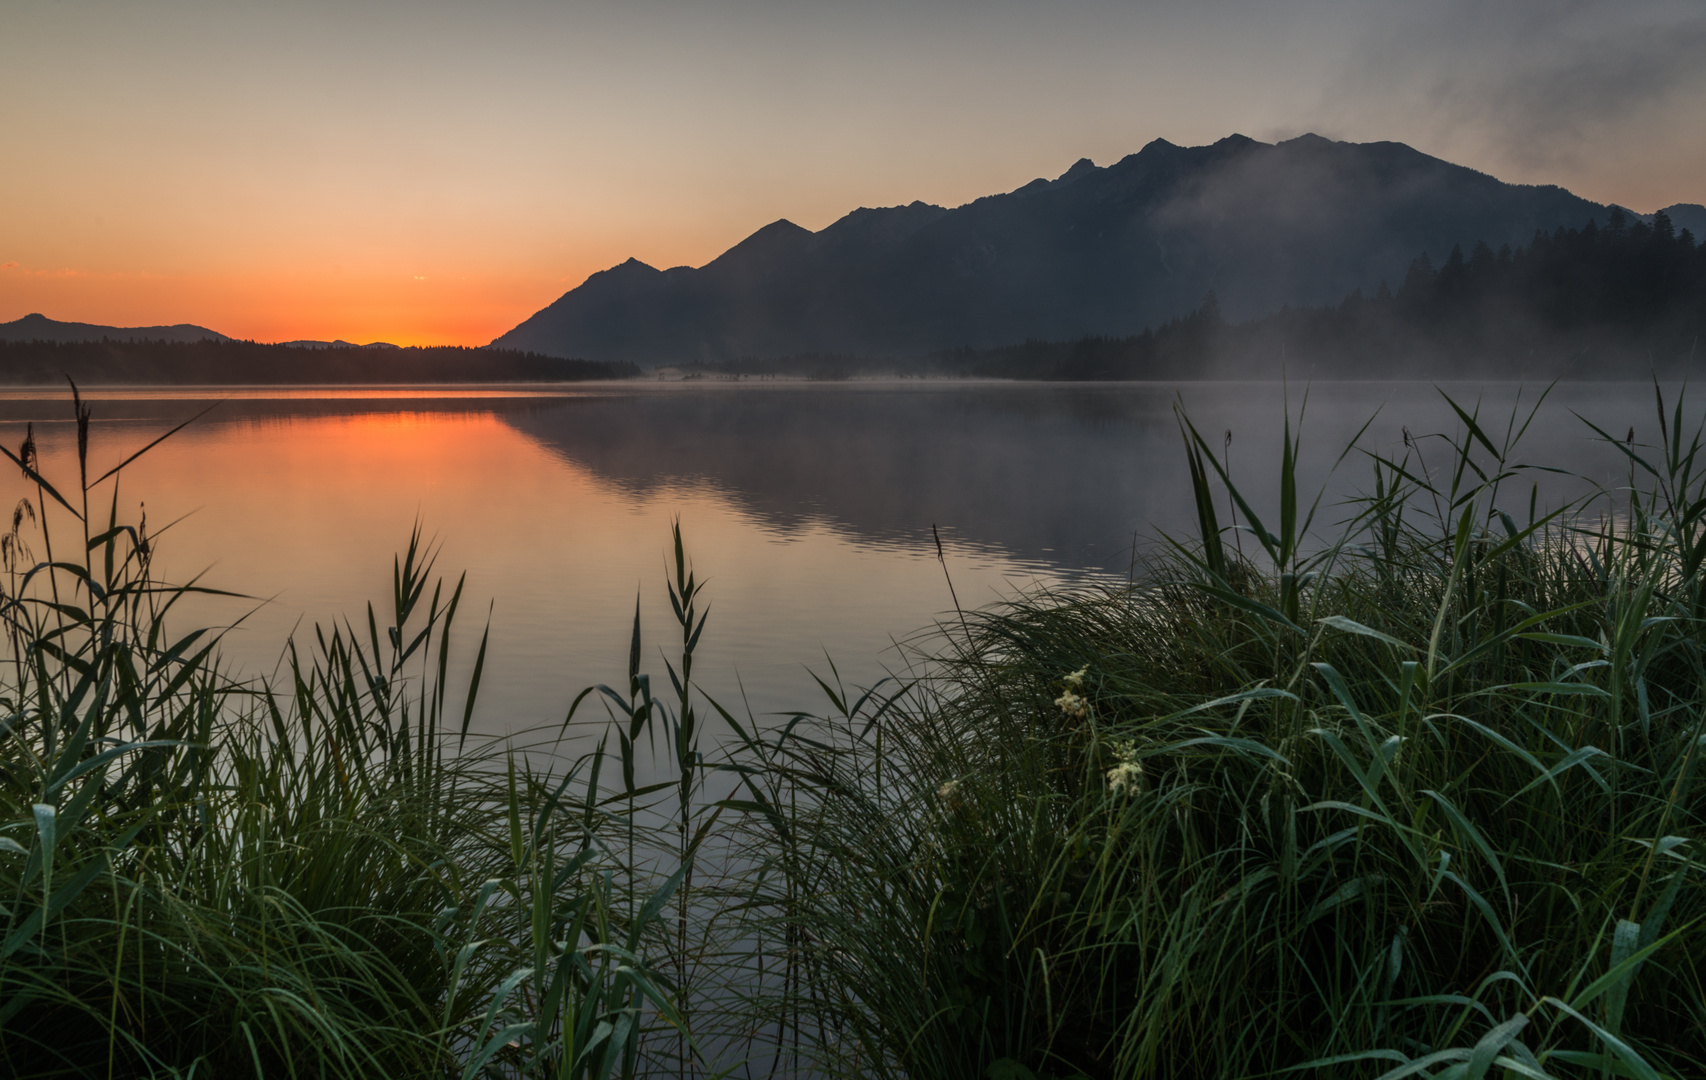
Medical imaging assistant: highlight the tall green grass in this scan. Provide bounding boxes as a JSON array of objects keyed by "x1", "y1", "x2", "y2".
[
  {"x1": 0, "y1": 388, "x2": 691, "y2": 1078},
  {"x1": 2, "y1": 382, "x2": 1702, "y2": 1079},
  {"x1": 726, "y1": 386, "x2": 1705, "y2": 1079}
]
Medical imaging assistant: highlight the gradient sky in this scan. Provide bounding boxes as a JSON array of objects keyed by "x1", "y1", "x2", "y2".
[{"x1": 3, "y1": 0, "x2": 1703, "y2": 345}]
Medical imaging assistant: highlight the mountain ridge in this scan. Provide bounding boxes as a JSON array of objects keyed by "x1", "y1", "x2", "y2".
[
  {"x1": 494, "y1": 134, "x2": 1703, "y2": 365},
  {"x1": 0, "y1": 313, "x2": 232, "y2": 345},
  {"x1": 0, "y1": 315, "x2": 410, "y2": 353}
]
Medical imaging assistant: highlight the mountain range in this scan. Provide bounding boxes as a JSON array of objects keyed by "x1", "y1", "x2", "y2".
[
  {"x1": 0, "y1": 315, "x2": 411, "y2": 352},
  {"x1": 274, "y1": 339, "x2": 402, "y2": 350},
  {"x1": 0, "y1": 313, "x2": 231, "y2": 345},
  {"x1": 492, "y1": 133, "x2": 1706, "y2": 365}
]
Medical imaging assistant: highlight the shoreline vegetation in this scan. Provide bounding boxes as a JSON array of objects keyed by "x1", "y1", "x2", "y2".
[{"x1": 2, "y1": 384, "x2": 1704, "y2": 1078}]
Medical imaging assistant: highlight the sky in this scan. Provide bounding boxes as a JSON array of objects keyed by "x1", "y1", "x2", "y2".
[{"x1": 2, "y1": 0, "x2": 1703, "y2": 346}]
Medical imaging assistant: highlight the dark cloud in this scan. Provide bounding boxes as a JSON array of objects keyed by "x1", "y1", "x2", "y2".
[{"x1": 1330, "y1": 0, "x2": 1706, "y2": 171}]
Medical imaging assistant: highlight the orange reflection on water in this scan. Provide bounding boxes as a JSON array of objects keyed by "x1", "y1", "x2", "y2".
[
  {"x1": 13, "y1": 408, "x2": 624, "y2": 712},
  {"x1": 1, "y1": 398, "x2": 1017, "y2": 738}
]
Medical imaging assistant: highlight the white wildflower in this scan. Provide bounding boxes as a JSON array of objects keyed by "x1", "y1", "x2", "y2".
[
  {"x1": 1105, "y1": 738, "x2": 1142, "y2": 797},
  {"x1": 937, "y1": 778, "x2": 961, "y2": 802},
  {"x1": 1055, "y1": 666, "x2": 1092, "y2": 716},
  {"x1": 1107, "y1": 760, "x2": 1144, "y2": 797}
]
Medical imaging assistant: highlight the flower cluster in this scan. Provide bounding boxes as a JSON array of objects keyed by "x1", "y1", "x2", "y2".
[
  {"x1": 1105, "y1": 737, "x2": 1143, "y2": 797},
  {"x1": 1055, "y1": 690, "x2": 1087, "y2": 718},
  {"x1": 1054, "y1": 665, "x2": 1090, "y2": 718}
]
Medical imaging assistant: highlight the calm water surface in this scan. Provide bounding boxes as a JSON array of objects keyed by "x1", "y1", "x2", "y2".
[{"x1": 0, "y1": 380, "x2": 1676, "y2": 738}]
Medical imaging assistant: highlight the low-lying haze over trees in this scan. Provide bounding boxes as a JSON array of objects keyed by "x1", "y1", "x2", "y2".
[{"x1": 945, "y1": 208, "x2": 1706, "y2": 379}]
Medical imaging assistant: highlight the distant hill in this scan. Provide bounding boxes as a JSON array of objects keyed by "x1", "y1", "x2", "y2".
[
  {"x1": 494, "y1": 134, "x2": 1700, "y2": 365},
  {"x1": 0, "y1": 312, "x2": 232, "y2": 345},
  {"x1": 1652, "y1": 203, "x2": 1706, "y2": 238},
  {"x1": 276, "y1": 339, "x2": 402, "y2": 350}
]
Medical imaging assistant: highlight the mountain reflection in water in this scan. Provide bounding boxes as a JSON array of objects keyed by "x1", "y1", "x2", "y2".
[
  {"x1": 499, "y1": 381, "x2": 1646, "y2": 570},
  {"x1": 0, "y1": 381, "x2": 1664, "y2": 742}
]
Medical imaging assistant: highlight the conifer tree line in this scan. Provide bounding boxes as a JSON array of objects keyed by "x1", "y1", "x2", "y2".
[
  {"x1": 0, "y1": 340, "x2": 638, "y2": 384},
  {"x1": 1384, "y1": 206, "x2": 1701, "y2": 338}
]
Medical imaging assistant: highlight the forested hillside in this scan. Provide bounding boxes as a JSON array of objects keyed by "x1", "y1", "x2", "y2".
[{"x1": 947, "y1": 209, "x2": 1705, "y2": 379}]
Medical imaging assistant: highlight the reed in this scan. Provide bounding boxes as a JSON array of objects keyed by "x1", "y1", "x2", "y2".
[
  {"x1": 724, "y1": 385, "x2": 1706, "y2": 1079},
  {"x1": 0, "y1": 387, "x2": 688, "y2": 1078}
]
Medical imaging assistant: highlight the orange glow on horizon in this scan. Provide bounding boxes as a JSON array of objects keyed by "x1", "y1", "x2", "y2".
[
  {"x1": 6, "y1": 0, "x2": 1702, "y2": 352},
  {"x1": 0, "y1": 260, "x2": 623, "y2": 347}
]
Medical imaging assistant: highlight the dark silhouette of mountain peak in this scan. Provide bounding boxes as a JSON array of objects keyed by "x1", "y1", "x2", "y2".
[
  {"x1": 818, "y1": 201, "x2": 949, "y2": 251},
  {"x1": 492, "y1": 135, "x2": 1640, "y2": 365},
  {"x1": 706, "y1": 219, "x2": 812, "y2": 268},
  {"x1": 1212, "y1": 133, "x2": 1261, "y2": 150},
  {"x1": 1056, "y1": 158, "x2": 1098, "y2": 184},
  {"x1": 579, "y1": 258, "x2": 661, "y2": 290},
  {"x1": 583, "y1": 258, "x2": 661, "y2": 289},
  {"x1": 1277, "y1": 132, "x2": 1336, "y2": 151}
]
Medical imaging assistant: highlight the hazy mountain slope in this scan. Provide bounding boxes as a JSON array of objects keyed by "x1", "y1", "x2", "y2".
[
  {"x1": 494, "y1": 134, "x2": 1627, "y2": 364},
  {"x1": 0, "y1": 313, "x2": 232, "y2": 344},
  {"x1": 1657, "y1": 203, "x2": 1706, "y2": 238}
]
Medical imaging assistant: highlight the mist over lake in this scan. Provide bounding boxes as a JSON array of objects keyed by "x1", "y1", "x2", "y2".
[{"x1": 0, "y1": 378, "x2": 1662, "y2": 736}]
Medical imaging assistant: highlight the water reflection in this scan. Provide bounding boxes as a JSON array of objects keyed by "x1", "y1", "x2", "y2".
[
  {"x1": 0, "y1": 381, "x2": 1672, "y2": 739},
  {"x1": 499, "y1": 381, "x2": 1655, "y2": 570}
]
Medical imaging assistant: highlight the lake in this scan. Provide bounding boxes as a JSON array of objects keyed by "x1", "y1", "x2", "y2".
[{"x1": 0, "y1": 379, "x2": 1676, "y2": 740}]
